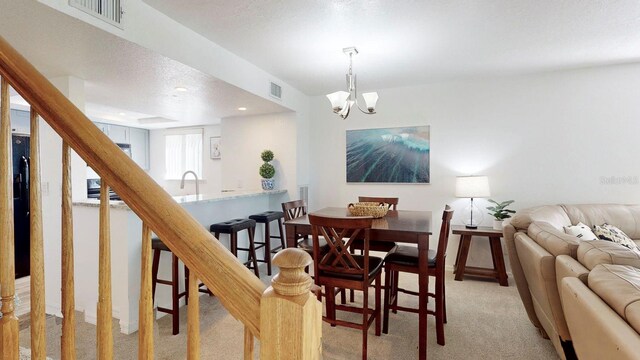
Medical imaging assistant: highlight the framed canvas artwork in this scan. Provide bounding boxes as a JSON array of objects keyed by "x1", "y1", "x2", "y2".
[{"x1": 346, "y1": 126, "x2": 430, "y2": 183}]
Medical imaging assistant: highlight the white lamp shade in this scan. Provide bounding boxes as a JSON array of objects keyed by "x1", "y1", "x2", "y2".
[
  {"x1": 361, "y1": 92, "x2": 379, "y2": 112},
  {"x1": 455, "y1": 176, "x2": 491, "y2": 198},
  {"x1": 326, "y1": 91, "x2": 351, "y2": 112}
]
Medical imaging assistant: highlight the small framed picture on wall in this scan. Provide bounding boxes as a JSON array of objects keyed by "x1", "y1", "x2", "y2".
[{"x1": 210, "y1": 136, "x2": 221, "y2": 159}]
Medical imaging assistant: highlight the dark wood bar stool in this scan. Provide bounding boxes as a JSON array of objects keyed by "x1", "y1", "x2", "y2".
[
  {"x1": 210, "y1": 218, "x2": 260, "y2": 277},
  {"x1": 151, "y1": 237, "x2": 187, "y2": 335},
  {"x1": 309, "y1": 213, "x2": 382, "y2": 360},
  {"x1": 382, "y1": 206, "x2": 453, "y2": 346},
  {"x1": 248, "y1": 211, "x2": 285, "y2": 276}
]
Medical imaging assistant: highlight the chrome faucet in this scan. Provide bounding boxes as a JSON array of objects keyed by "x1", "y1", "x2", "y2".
[{"x1": 180, "y1": 170, "x2": 199, "y2": 197}]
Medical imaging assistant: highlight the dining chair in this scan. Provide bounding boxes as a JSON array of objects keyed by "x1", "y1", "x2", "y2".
[
  {"x1": 309, "y1": 213, "x2": 382, "y2": 360},
  {"x1": 351, "y1": 196, "x2": 399, "y2": 253},
  {"x1": 382, "y1": 205, "x2": 454, "y2": 346},
  {"x1": 281, "y1": 199, "x2": 329, "y2": 255},
  {"x1": 349, "y1": 196, "x2": 400, "y2": 302}
]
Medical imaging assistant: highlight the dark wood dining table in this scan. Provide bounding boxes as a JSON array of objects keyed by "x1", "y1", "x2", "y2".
[{"x1": 284, "y1": 207, "x2": 433, "y2": 360}]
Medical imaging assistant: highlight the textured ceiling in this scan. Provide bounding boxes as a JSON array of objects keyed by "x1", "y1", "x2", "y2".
[
  {"x1": 0, "y1": 0, "x2": 290, "y2": 128},
  {"x1": 143, "y1": 0, "x2": 640, "y2": 95}
]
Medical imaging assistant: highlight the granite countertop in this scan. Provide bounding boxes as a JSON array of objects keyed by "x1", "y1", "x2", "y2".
[{"x1": 73, "y1": 189, "x2": 287, "y2": 209}]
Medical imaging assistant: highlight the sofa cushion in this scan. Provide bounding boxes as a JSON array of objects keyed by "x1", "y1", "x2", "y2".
[
  {"x1": 528, "y1": 221, "x2": 582, "y2": 258},
  {"x1": 588, "y1": 264, "x2": 640, "y2": 334},
  {"x1": 578, "y1": 240, "x2": 640, "y2": 270},
  {"x1": 562, "y1": 204, "x2": 640, "y2": 240},
  {"x1": 593, "y1": 224, "x2": 638, "y2": 250},
  {"x1": 564, "y1": 222, "x2": 597, "y2": 240},
  {"x1": 511, "y1": 205, "x2": 571, "y2": 231}
]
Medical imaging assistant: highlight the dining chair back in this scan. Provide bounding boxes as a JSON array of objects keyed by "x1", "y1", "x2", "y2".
[
  {"x1": 308, "y1": 213, "x2": 382, "y2": 360},
  {"x1": 281, "y1": 199, "x2": 307, "y2": 221},
  {"x1": 436, "y1": 205, "x2": 454, "y2": 268},
  {"x1": 351, "y1": 196, "x2": 399, "y2": 252},
  {"x1": 310, "y1": 215, "x2": 372, "y2": 280},
  {"x1": 358, "y1": 196, "x2": 399, "y2": 210}
]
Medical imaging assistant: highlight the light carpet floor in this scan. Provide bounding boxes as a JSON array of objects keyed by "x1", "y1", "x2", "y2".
[{"x1": 18, "y1": 269, "x2": 558, "y2": 359}]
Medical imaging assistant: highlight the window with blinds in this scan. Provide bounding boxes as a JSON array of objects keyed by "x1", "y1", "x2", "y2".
[{"x1": 165, "y1": 128, "x2": 203, "y2": 180}]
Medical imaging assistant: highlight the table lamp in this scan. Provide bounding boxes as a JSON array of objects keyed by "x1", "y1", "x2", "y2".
[{"x1": 455, "y1": 175, "x2": 491, "y2": 229}]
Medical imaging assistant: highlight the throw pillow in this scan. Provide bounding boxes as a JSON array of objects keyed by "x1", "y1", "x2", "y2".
[
  {"x1": 593, "y1": 223, "x2": 638, "y2": 250},
  {"x1": 564, "y1": 222, "x2": 597, "y2": 240}
]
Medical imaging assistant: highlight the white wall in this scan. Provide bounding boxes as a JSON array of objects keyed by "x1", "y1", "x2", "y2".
[
  {"x1": 71, "y1": 206, "x2": 131, "y2": 330},
  {"x1": 38, "y1": 0, "x2": 309, "y2": 115},
  {"x1": 221, "y1": 113, "x2": 298, "y2": 197},
  {"x1": 148, "y1": 125, "x2": 222, "y2": 196},
  {"x1": 309, "y1": 63, "x2": 640, "y2": 271}
]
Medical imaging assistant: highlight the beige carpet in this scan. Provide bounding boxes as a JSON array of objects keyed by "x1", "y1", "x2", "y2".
[{"x1": 18, "y1": 270, "x2": 558, "y2": 359}]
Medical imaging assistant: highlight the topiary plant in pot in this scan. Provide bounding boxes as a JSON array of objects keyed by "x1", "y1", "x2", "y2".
[
  {"x1": 486, "y1": 199, "x2": 515, "y2": 230},
  {"x1": 259, "y1": 149, "x2": 276, "y2": 190}
]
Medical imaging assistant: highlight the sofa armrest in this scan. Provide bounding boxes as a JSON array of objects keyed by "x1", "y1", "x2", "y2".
[
  {"x1": 555, "y1": 255, "x2": 589, "y2": 285},
  {"x1": 515, "y1": 231, "x2": 571, "y2": 341},
  {"x1": 528, "y1": 221, "x2": 581, "y2": 258},
  {"x1": 556, "y1": 255, "x2": 589, "y2": 304},
  {"x1": 504, "y1": 224, "x2": 542, "y2": 330},
  {"x1": 561, "y1": 277, "x2": 640, "y2": 360}
]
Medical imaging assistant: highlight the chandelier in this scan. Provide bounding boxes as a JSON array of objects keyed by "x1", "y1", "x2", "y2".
[{"x1": 326, "y1": 47, "x2": 379, "y2": 119}]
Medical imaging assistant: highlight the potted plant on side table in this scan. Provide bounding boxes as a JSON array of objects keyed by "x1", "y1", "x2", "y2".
[
  {"x1": 259, "y1": 149, "x2": 275, "y2": 190},
  {"x1": 486, "y1": 199, "x2": 515, "y2": 230}
]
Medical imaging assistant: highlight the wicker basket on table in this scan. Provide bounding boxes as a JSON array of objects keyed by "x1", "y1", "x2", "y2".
[{"x1": 347, "y1": 202, "x2": 389, "y2": 218}]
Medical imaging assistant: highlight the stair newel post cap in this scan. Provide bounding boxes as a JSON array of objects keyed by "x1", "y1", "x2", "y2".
[{"x1": 271, "y1": 248, "x2": 313, "y2": 297}]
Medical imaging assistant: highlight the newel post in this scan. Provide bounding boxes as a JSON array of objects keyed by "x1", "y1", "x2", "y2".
[{"x1": 260, "y1": 248, "x2": 322, "y2": 359}]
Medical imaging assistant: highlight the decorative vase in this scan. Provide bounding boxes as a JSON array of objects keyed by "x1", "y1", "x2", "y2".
[
  {"x1": 493, "y1": 219, "x2": 504, "y2": 230},
  {"x1": 261, "y1": 178, "x2": 274, "y2": 190}
]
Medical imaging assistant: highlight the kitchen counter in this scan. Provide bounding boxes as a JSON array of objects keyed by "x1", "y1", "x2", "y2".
[
  {"x1": 70, "y1": 188, "x2": 288, "y2": 334},
  {"x1": 73, "y1": 189, "x2": 287, "y2": 209}
]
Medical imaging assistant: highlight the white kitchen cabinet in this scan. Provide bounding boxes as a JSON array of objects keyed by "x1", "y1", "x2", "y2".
[
  {"x1": 95, "y1": 122, "x2": 109, "y2": 135},
  {"x1": 10, "y1": 110, "x2": 30, "y2": 133},
  {"x1": 108, "y1": 124, "x2": 130, "y2": 144},
  {"x1": 93, "y1": 122, "x2": 149, "y2": 170},
  {"x1": 129, "y1": 127, "x2": 150, "y2": 170}
]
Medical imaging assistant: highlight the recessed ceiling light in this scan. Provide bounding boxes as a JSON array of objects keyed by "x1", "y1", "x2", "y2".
[
  {"x1": 175, "y1": 87, "x2": 188, "y2": 92},
  {"x1": 238, "y1": 107, "x2": 247, "y2": 111}
]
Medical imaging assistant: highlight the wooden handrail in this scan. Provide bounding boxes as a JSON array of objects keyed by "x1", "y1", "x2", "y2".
[{"x1": 0, "y1": 35, "x2": 265, "y2": 336}]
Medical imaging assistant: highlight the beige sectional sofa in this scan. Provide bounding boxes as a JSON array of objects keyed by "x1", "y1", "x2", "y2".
[
  {"x1": 561, "y1": 264, "x2": 640, "y2": 360},
  {"x1": 503, "y1": 204, "x2": 640, "y2": 359}
]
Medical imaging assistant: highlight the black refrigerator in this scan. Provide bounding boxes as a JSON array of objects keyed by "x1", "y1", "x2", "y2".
[{"x1": 11, "y1": 134, "x2": 30, "y2": 279}]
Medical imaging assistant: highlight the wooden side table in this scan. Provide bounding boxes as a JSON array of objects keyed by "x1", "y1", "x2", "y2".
[{"x1": 452, "y1": 225, "x2": 508, "y2": 286}]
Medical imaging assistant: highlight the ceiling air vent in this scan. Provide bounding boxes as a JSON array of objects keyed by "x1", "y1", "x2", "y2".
[
  {"x1": 270, "y1": 81, "x2": 282, "y2": 100},
  {"x1": 70, "y1": 0, "x2": 123, "y2": 29}
]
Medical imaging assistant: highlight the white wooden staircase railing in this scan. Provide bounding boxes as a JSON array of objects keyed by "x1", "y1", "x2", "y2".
[{"x1": 0, "y1": 35, "x2": 322, "y2": 360}]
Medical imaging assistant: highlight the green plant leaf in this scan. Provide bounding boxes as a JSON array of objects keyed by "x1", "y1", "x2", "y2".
[
  {"x1": 259, "y1": 163, "x2": 275, "y2": 178},
  {"x1": 261, "y1": 149, "x2": 274, "y2": 162}
]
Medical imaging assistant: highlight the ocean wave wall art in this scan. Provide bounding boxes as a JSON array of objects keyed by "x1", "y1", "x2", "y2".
[{"x1": 346, "y1": 126, "x2": 430, "y2": 183}]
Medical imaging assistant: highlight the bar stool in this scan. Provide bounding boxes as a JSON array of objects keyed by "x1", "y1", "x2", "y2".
[
  {"x1": 151, "y1": 237, "x2": 187, "y2": 335},
  {"x1": 210, "y1": 218, "x2": 260, "y2": 277},
  {"x1": 248, "y1": 211, "x2": 285, "y2": 276},
  {"x1": 151, "y1": 237, "x2": 212, "y2": 335}
]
